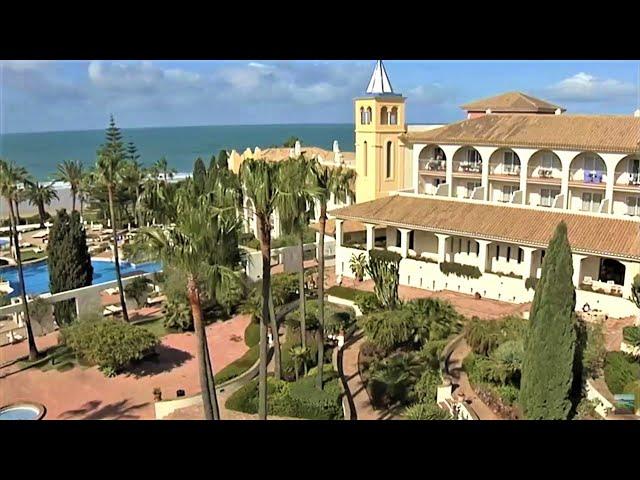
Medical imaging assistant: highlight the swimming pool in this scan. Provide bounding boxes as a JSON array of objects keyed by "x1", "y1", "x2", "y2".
[
  {"x1": 0, "y1": 259, "x2": 162, "y2": 297},
  {"x1": 0, "y1": 403, "x2": 46, "y2": 420}
]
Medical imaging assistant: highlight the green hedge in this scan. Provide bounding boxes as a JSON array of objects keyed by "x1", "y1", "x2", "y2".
[
  {"x1": 404, "y1": 402, "x2": 452, "y2": 420},
  {"x1": 407, "y1": 254, "x2": 437, "y2": 264},
  {"x1": 525, "y1": 277, "x2": 539, "y2": 291},
  {"x1": 604, "y1": 351, "x2": 640, "y2": 394},
  {"x1": 245, "y1": 322, "x2": 260, "y2": 347},
  {"x1": 325, "y1": 285, "x2": 361, "y2": 301},
  {"x1": 225, "y1": 371, "x2": 343, "y2": 420},
  {"x1": 439, "y1": 261, "x2": 482, "y2": 279},
  {"x1": 214, "y1": 344, "x2": 260, "y2": 384},
  {"x1": 60, "y1": 318, "x2": 159, "y2": 377},
  {"x1": 369, "y1": 248, "x2": 402, "y2": 263}
]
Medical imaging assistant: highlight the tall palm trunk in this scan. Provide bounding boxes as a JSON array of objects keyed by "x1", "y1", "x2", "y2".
[
  {"x1": 108, "y1": 186, "x2": 129, "y2": 322},
  {"x1": 15, "y1": 200, "x2": 22, "y2": 226},
  {"x1": 71, "y1": 187, "x2": 77, "y2": 212},
  {"x1": 257, "y1": 218, "x2": 271, "y2": 420},
  {"x1": 298, "y1": 230, "x2": 307, "y2": 349},
  {"x1": 188, "y1": 276, "x2": 218, "y2": 420},
  {"x1": 316, "y1": 204, "x2": 327, "y2": 390},
  {"x1": 8, "y1": 199, "x2": 39, "y2": 361},
  {"x1": 268, "y1": 285, "x2": 282, "y2": 380},
  {"x1": 37, "y1": 200, "x2": 46, "y2": 229},
  {"x1": 203, "y1": 333, "x2": 220, "y2": 419}
]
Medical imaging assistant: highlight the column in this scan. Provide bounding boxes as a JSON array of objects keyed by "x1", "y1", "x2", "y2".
[
  {"x1": 335, "y1": 219, "x2": 343, "y2": 248},
  {"x1": 621, "y1": 261, "x2": 637, "y2": 300},
  {"x1": 435, "y1": 233, "x2": 450, "y2": 264},
  {"x1": 521, "y1": 247, "x2": 537, "y2": 279},
  {"x1": 365, "y1": 223, "x2": 376, "y2": 252},
  {"x1": 605, "y1": 168, "x2": 615, "y2": 214},
  {"x1": 398, "y1": 228, "x2": 412, "y2": 258},
  {"x1": 561, "y1": 164, "x2": 570, "y2": 210},
  {"x1": 476, "y1": 239, "x2": 492, "y2": 273},
  {"x1": 572, "y1": 254, "x2": 587, "y2": 287},
  {"x1": 481, "y1": 157, "x2": 490, "y2": 201},
  {"x1": 519, "y1": 161, "x2": 528, "y2": 204},
  {"x1": 413, "y1": 144, "x2": 422, "y2": 194}
]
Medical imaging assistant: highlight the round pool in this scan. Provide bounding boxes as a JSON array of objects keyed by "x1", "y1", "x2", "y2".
[{"x1": 0, "y1": 402, "x2": 46, "y2": 420}]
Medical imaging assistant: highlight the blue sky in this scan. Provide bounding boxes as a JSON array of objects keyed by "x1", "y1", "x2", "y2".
[{"x1": 1, "y1": 60, "x2": 639, "y2": 133}]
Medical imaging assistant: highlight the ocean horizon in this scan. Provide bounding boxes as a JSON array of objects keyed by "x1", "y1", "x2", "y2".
[{"x1": 0, "y1": 123, "x2": 355, "y2": 181}]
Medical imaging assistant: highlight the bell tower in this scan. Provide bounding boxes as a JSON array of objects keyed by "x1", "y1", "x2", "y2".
[{"x1": 354, "y1": 60, "x2": 407, "y2": 203}]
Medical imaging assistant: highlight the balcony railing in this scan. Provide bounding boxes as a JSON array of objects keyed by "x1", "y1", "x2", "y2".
[
  {"x1": 419, "y1": 159, "x2": 446, "y2": 172},
  {"x1": 570, "y1": 169, "x2": 606, "y2": 184},
  {"x1": 628, "y1": 172, "x2": 640, "y2": 185},
  {"x1": 493, "y1": 165, "x2": 520, "y2": 176},
  {"x1": 457, "y1": 162, "x2": 482, "y2": 174}
]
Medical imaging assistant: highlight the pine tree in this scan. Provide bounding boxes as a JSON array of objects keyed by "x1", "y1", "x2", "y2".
[
  {"x1": 126, "y1": 142, "x2": 140, "y2": 164},
  {"x1": 520, "y1": 221, "x2": 577, "y2": 419},
  {"x1": 47, "y1": 209, "x2": 93, "y2": 324}
]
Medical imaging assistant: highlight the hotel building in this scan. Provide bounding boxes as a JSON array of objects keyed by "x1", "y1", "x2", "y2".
[{"x1": 330, "y1": 61, "x2": 640, "y2": 318}]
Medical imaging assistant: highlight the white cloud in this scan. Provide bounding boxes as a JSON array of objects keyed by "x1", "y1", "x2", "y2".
[
  {"x1": 0, "y1": 60, "x2": 52, "y2": 72},
  {"x1": 408, "y1": 83, "x2": 457, "y2": 105},
  {"x1": 546, "y1": 72, "x2": 635, "y2": 102}
]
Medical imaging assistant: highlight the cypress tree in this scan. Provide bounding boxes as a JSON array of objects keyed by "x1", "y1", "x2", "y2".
[
  {"x1": 208, "y1": 154, "x2": 217, "y2": 174},
  {"x1": 193, "y1": 157, "x2": 207, "y2": 194},
  {"x1": 520, "y1": 221, "x2": 577, "y2": 419},
  {"x1": 47, "y1": 209, "x2": 93, "y2": 325},
  {"x1": 216, "y1": 150, "x2": 229, "y2": 170}
]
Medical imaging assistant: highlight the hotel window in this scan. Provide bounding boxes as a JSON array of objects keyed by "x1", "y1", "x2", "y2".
[
  {"x1": 496, "y1": 245, "x2": 500, "y2": 260},
  {"x1": 518, "y1": 248, "x2": 524, "y2": 264},
  {"x1": 466, "y1": 181, "x2": 481, "y2": 198},
  {"x1": 507, "y1": 247, "x2": 512, "y2": 262},
  {"x1": 476, "y1": 242, "x2": 480, "y2": 255},
  {"x1": 501, "y1": 185, "x2": 517, "y2": 203},
  {"x1": 540, "y1": 153, "x2": 556, "y2": 177},
  {"x1": 363, "y1": 141, "x2": 368, "y2": 176},
  {"x1": 409, "y1": 231, "x2": 415, "y2": 250},
  {"x1": 583, "y1": 154, "x2": 598, "y2": 172},
  {"x1": 627, "y1": 197, "x2": 640, "y2": 216},
  {"x1": 458, "y1": 238, "x2": 462, "y2": 253},
  {"x1": 390, "y1": 107, "x2": 398, "y2": 125},
  {"x1": 381, "y1": 106, "x2": 388, "y2": 125},
  {"x1": 581, "y1": 192, "x2": 602, "y2": 213},
  {"x1": 396, "y1": 230, "x2": 401, "y2": 247},
  {"x1": 467, "y1": 240, "x2": 471, "y2": 255},
  {"x1": 366, "y1": 107, "x2": 372, "y2": 125},
  {"x1": 465, "y1": 149, "x2": 482, "y2": 169},
  {"x1": 386, "y1": 142, "x2": 393, "y2": 179},
  {"x1": 540, "y1": 188, "x2": 560, "y2": 208},
  {"x1": 503, "y1": 151, "x2": 520, "y2": 174},
  {"x1": 541, "y1": 250, "x2": 546, "y2": 262},
  {"x1": 360, "y1": 107, "x2": 365, "y2": 124}
]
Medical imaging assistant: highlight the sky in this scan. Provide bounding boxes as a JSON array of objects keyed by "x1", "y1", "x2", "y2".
[{"x1": 1, "y1": 60, "x2": 639, "y2": 134}]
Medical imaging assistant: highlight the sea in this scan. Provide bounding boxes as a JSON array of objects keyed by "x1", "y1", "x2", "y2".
[{"x1": 0, "y1": 123, "x2": 355, "y2": 181}]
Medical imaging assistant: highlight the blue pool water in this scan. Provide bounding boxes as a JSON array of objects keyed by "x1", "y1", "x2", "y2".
[
  {"x1": 0, "y1": 406, "x2": 42, "y2": 420},
  {"x1": 0, "y1": 259, "x2": 162, "y2": 297}
]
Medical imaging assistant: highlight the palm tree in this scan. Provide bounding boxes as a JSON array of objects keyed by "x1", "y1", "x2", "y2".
[
  {"x1": 135, "y1": 178, "x2": 242, "y2": 420},
  {"x1": 309, "y1": 160, "x2": 356, "y2": 389},
  {"x1": 277, "y1": 155, "x2": 317, "y2": 350},
  {"x1": 95, "y1": 115, "x2": 130, "y2": 322},
  {"x1": 26, "y1": 181, "x2": 59, "y2": 228},
  {"x1": 289, "y1": 345, "x2": 310, "y2": 381},
  {"x1": 56, "y1": 160, "x2": 83, "y2": 212},
  {"x1": 0, "y1": 159, "x2": 40, "y2": 360},
  {"x1": 154, "y1": 156, "x2": 176, "y2": 183},
  {"x1": 239, "y1": 158, "x2": 283, "y2": 420}
]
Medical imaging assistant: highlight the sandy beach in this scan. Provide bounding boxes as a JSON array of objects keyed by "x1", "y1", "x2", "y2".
[{"x1": 0, "y1": 186, "x2": 76, "y2": 220}]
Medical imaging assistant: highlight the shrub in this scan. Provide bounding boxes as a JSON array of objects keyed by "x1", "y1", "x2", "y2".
[
  {"x1": 404, "y1": 402, "x2": 452, "y2": 420},
  {"x1": 413, "y1": 367, "x2": 441, "y2": 403},
  {"x1": 358, "y1": 310, "x2": 415, "y2": 351},
  {"x1": 489, "y1": 384, "x2": 520, "y2": 407},
  {"x1": 239, "y1": 232, "x2": 260, "y2": 250},
  {"x1": 354, "y1": 292, "x2": 382, "y2": 314},
  {"x1": 525, "y1": 277, "x2": 538, "y2": 291},
  {"x1": 465, "y1": 316, "x2": 526, "y2": 356},
  {"x1": 124, "y1": 277, "x2": 151, "y2": 308},
  {"x1": 281, "y1": 338, "x2": 320, "y2": 381},
  {"x1": 439, "y1": 261, "x2": 482, "y2": 279},
  {"x1": 60, "y1": 318, "x2": 158, "y2": 376},
  {"x1": 326, "y1": 285, "x2": 361, "y2": 301},
  {"x1": 604, "y1": 352, "x2": 640, "y2": 394},
  {"x1": 623, "y1": 326, "x2": 640, "y2": 347},
  {"x1": 225, "y1": 372, "x2": 343, "y2": 419},
  {"x1": 404, "y1": 298, "x2": 463, "y2": 344},
  {"x1": 163, "y1": 298, "x2": 193, "y2": 331},
  {"x1": 622, "y1": 381, "x2": 640, "y2": 412},
  {"x1": 214, "y1": 345, "x2": 259, "y2": 384},
  {"x1": 419, "y1": 339, "x2": 450, "y2": 370},
  {"x1": 365, "y1": 248, "x2": 401, "y2": 309},
  {"x1": 581, "y1": 321, "x2": 607, "y2": 379},
  {"x1": 367, "y1": 352, "x2": 423, "y2": 407}
]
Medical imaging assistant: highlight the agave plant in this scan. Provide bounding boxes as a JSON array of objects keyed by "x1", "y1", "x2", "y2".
[{"x1": 349, "y1": 253, "x2": 367, "y2": 282}]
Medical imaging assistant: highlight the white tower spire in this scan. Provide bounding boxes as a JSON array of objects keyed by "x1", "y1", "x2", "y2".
[{"x1": 366, "y1": 60, "x2": 395, "y2": 95}]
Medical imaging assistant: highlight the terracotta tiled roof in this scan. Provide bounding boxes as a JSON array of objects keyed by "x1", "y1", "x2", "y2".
[
  {"x1": 330, "y1": 195, "x2": 640, "y2": 260},
  {"x1": 461, "y1": 91, "x2": 564, "y2": 113},
  {"x1": 310, "y1": 218, "x2": 365, "y2": 236},
  {"x1": 401, "y1": 114, "x2": 640, "y2": 154}
]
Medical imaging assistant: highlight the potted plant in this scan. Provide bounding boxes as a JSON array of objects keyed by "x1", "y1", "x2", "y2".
[
  {"x1": 153, "y1": 387, "x2": 162, "y2": 401},
  {"x1": 349, "y1": 253, "x2": 367, "y2": 283}
]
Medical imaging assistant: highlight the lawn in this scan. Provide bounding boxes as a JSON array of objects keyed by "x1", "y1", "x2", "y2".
[
  {"x1": 20, "y1": 250, "x2": 47, "y2": 262},
  {"x1": 134, "y1": 316, "x2": 170, "y2": 338}
]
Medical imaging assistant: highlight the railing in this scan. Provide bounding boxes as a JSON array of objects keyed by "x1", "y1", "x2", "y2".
[
  {"x1": 457, "y1": 162, "x2": 482, "y2": 174},
  {"x1": 491, "y1": 165, "x2": 520, "y2": 176},
  {"x1": 580, "y1": 277, "x2": 623, "y2": 297},
  {"x1": 570, "y1": 169, "x2": 606, "y2": 184},
  {"x1": 627, "y1": 172, "x2": 640, "y2": 185},
  {"x1": 419, "y1": 159, "x2": 446, "y2": 172}
]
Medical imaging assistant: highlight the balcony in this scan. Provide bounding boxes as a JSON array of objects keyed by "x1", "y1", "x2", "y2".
[
  {"x1": 489, "y1": 164, "x2": 520, "y2": 180},
  {"x1": 419, "y1": 158, "x2": 446, "y2": 174},
  {"x1": 453, "y1": 162, "x2": 482, "y2": 177},
  {"x1": 569, "y1": 169, "x2": 606, "y2": 188},
  {"x1": 628, "y1": 173, "x2": 640, "y2": 186}
]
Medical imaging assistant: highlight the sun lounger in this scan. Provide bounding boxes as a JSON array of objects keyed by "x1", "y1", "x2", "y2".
[
  {"x1": 146, "y1": 295, "x2": 167, "y2": 306},
  {"x1": 104, "y1": 287, "x2": 119, "y2": 295}
]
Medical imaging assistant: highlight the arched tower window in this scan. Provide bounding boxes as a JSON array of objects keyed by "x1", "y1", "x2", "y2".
[
  {"x1": 360, "y1": 107, "x2": 365, "y2": 125},
  {"x1": 381, "y1": 106, "x2": 388, "y2": 125},
  {"x1": 386, "y1": 141, "x2": 393, "y2": 179},
  {"x1": 366, "y1": 107, "x2": 372, "y2": 125},
  {"x1": 390, "y1": 107, "x2": 398, "y2": 125},
  {"x1": 363, "y1": 140, "x2": 368, "y2": 176}
]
